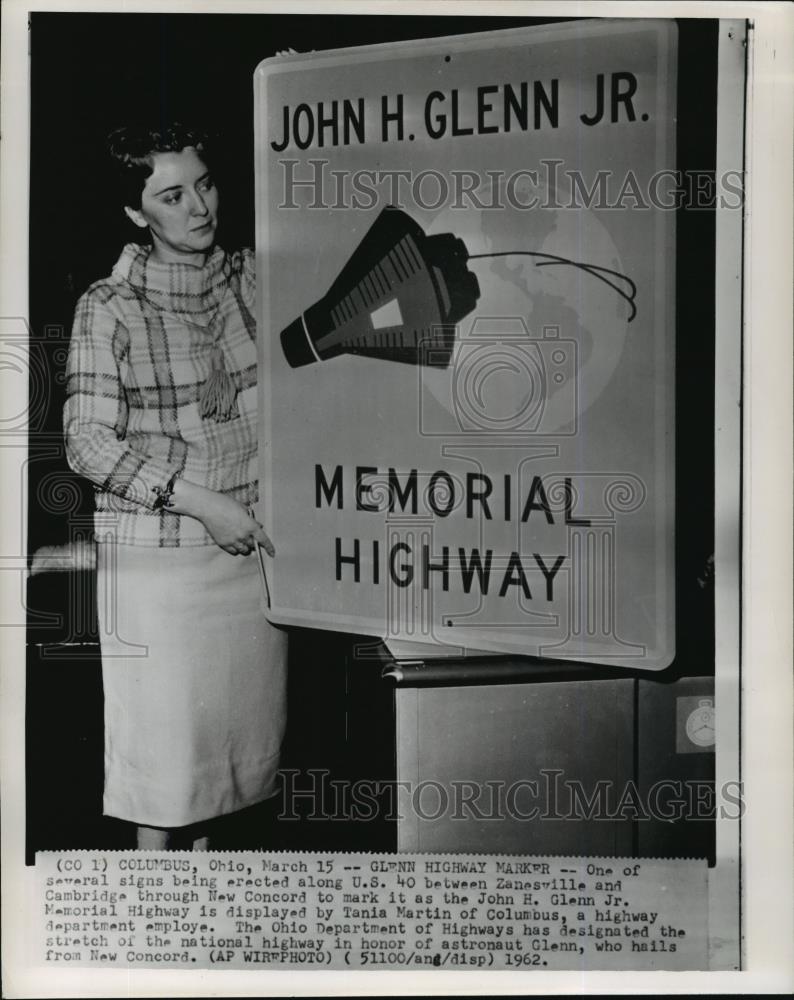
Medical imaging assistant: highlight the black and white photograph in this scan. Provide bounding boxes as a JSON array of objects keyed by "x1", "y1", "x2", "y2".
[{"x1": 1, "y1": 0, "x2": 792, "y2": 995}]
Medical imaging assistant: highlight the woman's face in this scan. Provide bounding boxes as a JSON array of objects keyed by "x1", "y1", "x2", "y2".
[{"x1": 125, "y1": 146, "x2": 219, "y2": 264}]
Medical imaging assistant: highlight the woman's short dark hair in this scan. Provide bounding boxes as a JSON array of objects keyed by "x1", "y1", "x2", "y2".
[{"x1": 107, "y1": 123, "x2": 214, "y2": 209}]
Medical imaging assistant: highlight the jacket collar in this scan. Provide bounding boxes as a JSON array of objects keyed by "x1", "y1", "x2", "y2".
[{"x1": 112, "y1": 243, "x2": 233, "y2": 319}]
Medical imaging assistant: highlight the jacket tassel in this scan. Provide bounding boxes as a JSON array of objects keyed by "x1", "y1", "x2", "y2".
[{"x1": 199, "y1": 345, "x2": 239, "y2": 422}]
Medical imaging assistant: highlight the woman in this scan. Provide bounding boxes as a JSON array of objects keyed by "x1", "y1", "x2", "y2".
[{"x1": 63, "y1": 123, "x2": 287, "y2": 850}]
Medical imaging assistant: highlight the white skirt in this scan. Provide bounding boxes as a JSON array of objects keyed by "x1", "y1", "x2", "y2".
[{"x1": 96, "y1": 541, "x2": 288, "y2": 827}]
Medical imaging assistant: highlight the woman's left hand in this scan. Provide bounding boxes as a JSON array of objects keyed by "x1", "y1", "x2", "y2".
[{"x1": 165, "y1": 480, "x2": 276, "y2": 557}]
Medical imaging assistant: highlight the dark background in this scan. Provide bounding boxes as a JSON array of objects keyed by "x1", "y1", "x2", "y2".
[{"x1": 26, "y1": 13, "x2": 718, "y2": 860}]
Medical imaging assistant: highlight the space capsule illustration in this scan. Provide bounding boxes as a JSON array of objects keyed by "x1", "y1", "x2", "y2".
[{"x1": 279, "y1": 206, "x2": 481, "y2": 369}]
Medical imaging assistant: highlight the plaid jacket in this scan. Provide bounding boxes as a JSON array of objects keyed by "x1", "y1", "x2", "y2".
[{"x1": 64, "y1": 244, "x2": 259, "y2": 547}]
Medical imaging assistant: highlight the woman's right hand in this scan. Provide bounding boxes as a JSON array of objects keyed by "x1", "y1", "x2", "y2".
[{"x1": 199, "y1": 492, "x2": 275, "y2": 557}]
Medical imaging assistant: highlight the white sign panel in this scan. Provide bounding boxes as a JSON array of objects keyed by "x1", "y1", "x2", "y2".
[{"x1": 256, "y1": 19, "x2": 676, "y2": 667}]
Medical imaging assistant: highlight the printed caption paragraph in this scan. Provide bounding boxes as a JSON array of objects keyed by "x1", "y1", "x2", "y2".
[{"x1": 37, "y1": 852, "x2": 708, "y2": 970}]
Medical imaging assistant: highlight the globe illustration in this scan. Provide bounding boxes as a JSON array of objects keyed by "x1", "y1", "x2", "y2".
[{"x1": 423, "y1": 172, "x2": 634, "y2": 436}]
